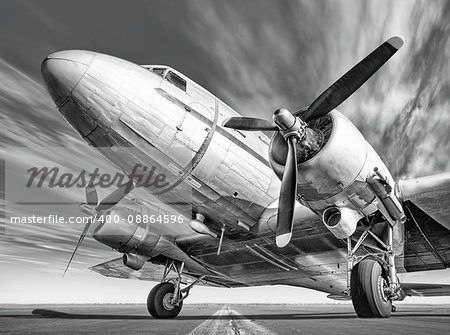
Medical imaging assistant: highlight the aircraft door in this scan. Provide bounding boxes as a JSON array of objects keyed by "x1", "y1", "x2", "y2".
[
  {"x1": 175, "y1": 101, "x2": 212, "y2": 152},
  {"x1": 156, "y1": 71, "x2": 214, "y2": 168}
]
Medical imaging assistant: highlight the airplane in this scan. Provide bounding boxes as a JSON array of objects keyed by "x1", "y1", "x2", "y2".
[{"x1": 40, "y1": 35, "x2": 450, "y2": 319}]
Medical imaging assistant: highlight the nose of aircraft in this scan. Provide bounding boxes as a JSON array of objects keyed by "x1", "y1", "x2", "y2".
[{"x1": 41, "y1": 50, "x2": 95, "y2": 106}]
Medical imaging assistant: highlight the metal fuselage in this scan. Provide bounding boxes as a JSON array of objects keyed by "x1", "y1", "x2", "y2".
[{"x1": 41, "y1": 50, "x2": 398, "y2": 294}]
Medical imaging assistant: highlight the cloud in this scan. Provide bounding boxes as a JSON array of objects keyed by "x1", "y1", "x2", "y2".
[
  {"x1": 177, "y1": 0, "x2": 450, "y2": 179},
  {"x1": 2, "y1": 0, "x2": 447, "y2": 181},
  {"x1": 0, "y1": 56, "x2": 82, "y2": 148},
  {"x1": 359, "y1": 0, "x2": 450, "y2": 178}
]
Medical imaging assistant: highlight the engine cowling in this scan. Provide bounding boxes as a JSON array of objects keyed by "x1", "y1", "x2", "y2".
[
  {"x1": 269, "y1": 110, "x2": 370, "y2": 201},
  {"x1": 268, "y1": 109, "x2": 396, "y2": 235},
  {"x1": 91, "y1": 202, "x2": 160, "y2": 254}
]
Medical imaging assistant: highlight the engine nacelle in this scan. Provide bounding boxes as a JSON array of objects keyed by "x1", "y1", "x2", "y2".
[
  {"x1": 270, "y1": 110, "x2": 368, "y2": 200},
  {"x1": 91, "y1": 202, "x2": 160, "y2": 254},
  {"x1": 322, "y1": 207, "x2": 363, "y2": 239},
  {"x1": 269, "y1": 110, "x2": 395, "y2": 218},
  {"x1": 122, "y1": 253, "x2": 149, "y2": 270}
]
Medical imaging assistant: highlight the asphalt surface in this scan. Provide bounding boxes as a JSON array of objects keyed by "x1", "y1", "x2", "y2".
[{"x1": 1, "y1": 304, "x2": 449, "y2": 334}]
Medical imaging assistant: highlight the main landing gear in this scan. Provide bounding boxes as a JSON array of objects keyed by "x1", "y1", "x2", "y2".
[
  {"x1": 346, "y1": 219, "x2": 403, "y2": 318},
  {"x1": 147, "y1": 259, "x2": 205, "y2": 319},
  {"x1": 350, "y1": 258, "x2": 392, "y2": 317},
  {"x1": 147, "y1": 282, "x2": 183, "y2": 319}
]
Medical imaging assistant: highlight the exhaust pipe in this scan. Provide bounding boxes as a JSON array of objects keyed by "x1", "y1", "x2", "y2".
[
  {"x1": 322, "y1": 207, "x2": 362, "y2": 239},
  {"x1": 122, "y1": 253, "x2": 149, "y2": 271}
]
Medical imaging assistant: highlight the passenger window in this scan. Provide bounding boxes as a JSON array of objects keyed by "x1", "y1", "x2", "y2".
[{"x1": 166, "y1": 71, "x2": 187, "y2": 91}]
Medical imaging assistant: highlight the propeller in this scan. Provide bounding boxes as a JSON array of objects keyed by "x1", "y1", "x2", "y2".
[
  {"x1": 63, "y1": 180, "x2": 134, "y2": 277},
  {"x1": 223, "y1": 36, "x2": 404, "y2": 247},
  {"x1": 95, "y1": 180, "x2": 134, "y2": 212},
  {"x1": 276, "y1": 135, "x2": 298, "y2": 247},
  {"x1": 302, "y1": 36, "x2": 404, "y2": 122},
  {"x1": 222, "y1": 117, "x2": 277, "y2": 131}
]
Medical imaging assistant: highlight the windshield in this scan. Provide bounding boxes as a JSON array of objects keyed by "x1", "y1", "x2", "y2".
[
  {"x1": 149, "y1": 67, "x2": 167, "y2": 77},
  {"x1": 166, "y1": 71, "x2": 187, "y2": 91}
]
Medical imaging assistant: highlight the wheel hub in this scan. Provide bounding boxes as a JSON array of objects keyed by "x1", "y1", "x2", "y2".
[
  {"x1": 162, "y1": 293, "x2": 176, "y2": 310},
  {"x1": 377, "y1": 276, "x2": 389, "y2": 303}
]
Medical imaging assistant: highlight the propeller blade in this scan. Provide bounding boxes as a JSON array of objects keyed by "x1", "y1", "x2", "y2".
[
  {"x1": 65, "y1": 181, "x2": 134, "y2": 276},
  {"x1": 63, "y1": 221, "x2": 92, "y2": 277},
  {"x1": 303, "y1": 36, "x2": 404, "y2": 122},
  {"x1": 95, "y1": 180, "x2": 134, "y2": 212},
  {"x1": 223, "y1": 117, "x2": 278, "y2": 131},
  {"x1": 85, "y1": 184, "x2": 98, "y2": 205},
  {"x1": 276, "y1": 136, "x2": 298, "y2": 247}
]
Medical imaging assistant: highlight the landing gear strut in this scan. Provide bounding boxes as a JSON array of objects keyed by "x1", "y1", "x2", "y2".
[
  {"x1": 147, "y1": 259, "x2": 205, "y2": 319},
  {"x1": 346, "y1": 220, "x2": 401, "y2": 318}
]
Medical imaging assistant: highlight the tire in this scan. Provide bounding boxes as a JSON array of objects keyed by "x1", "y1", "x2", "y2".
[
  {"x1": 147, "y1": 282, "x2": 183, "y2": 319},
  {"x1": 350, "y1": 258, "x2": 392, "y2": 318}
]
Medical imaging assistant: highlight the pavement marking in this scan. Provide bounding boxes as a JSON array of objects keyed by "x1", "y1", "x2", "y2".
[{"x1": 187, "y1": 306, "x2": 275, "y2": 335}]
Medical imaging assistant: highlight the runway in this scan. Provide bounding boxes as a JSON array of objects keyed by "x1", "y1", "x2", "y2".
[{"x1": 1, "y1": 304, "x2": 449, "y2": 334}]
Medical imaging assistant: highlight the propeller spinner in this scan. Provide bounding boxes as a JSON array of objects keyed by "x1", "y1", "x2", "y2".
[{"x1": 223, "y1": 36, "x2": 404, "y2": 247}]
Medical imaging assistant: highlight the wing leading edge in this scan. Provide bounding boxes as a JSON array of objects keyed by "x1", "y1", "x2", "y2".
[{"x1": 89, "y1": 258, "x2": 246, "y2": 288}]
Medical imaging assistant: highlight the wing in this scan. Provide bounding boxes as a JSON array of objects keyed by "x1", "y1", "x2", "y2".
[
  {"x1": 399, "y1": 172, "x2": 450, "y2": 271},
  {"x1": 400, "y1": 172, "x2": 450, "y2": 230},
  {"x1": 89, "y1": 258, "x2": 246, "y2": 288},
  {"x1": 90, "y1": 257, "x2": 165, "y2": 281},
  {"x1": 402, "y1": 283, "x2": 450, "y2": 297}
]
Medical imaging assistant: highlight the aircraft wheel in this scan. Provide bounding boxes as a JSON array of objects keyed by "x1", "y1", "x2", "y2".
[
  {"x1": 147, "y1": 282, "x2": 183, "y2": 319},
  {"x1": 350, "y1": 258, "x2": 392, "y2": 318}
]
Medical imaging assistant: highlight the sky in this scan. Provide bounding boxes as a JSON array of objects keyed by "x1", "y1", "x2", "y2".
[{"x1": 0, "y1": 0, "x2": 449, "y2": 304}]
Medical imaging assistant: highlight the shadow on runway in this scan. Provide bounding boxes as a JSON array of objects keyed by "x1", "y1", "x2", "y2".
[
  {"x1": 21, "y1": 309, "x2": 360, "y2": 320},
  {"x1": 10, "y1": 309, "x2": 448, "y2": 321},
  {"x1": 30, "y1": 309, "x2": 150, "y2": 320}
]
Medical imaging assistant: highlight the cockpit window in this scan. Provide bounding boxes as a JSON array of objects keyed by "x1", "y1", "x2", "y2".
[
  {"x1": 150, "y1": 67, "x2": 166, "y2": 77},
  {"x1": 166, "y1": 71, "x2": 187, "y2": 91}
]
